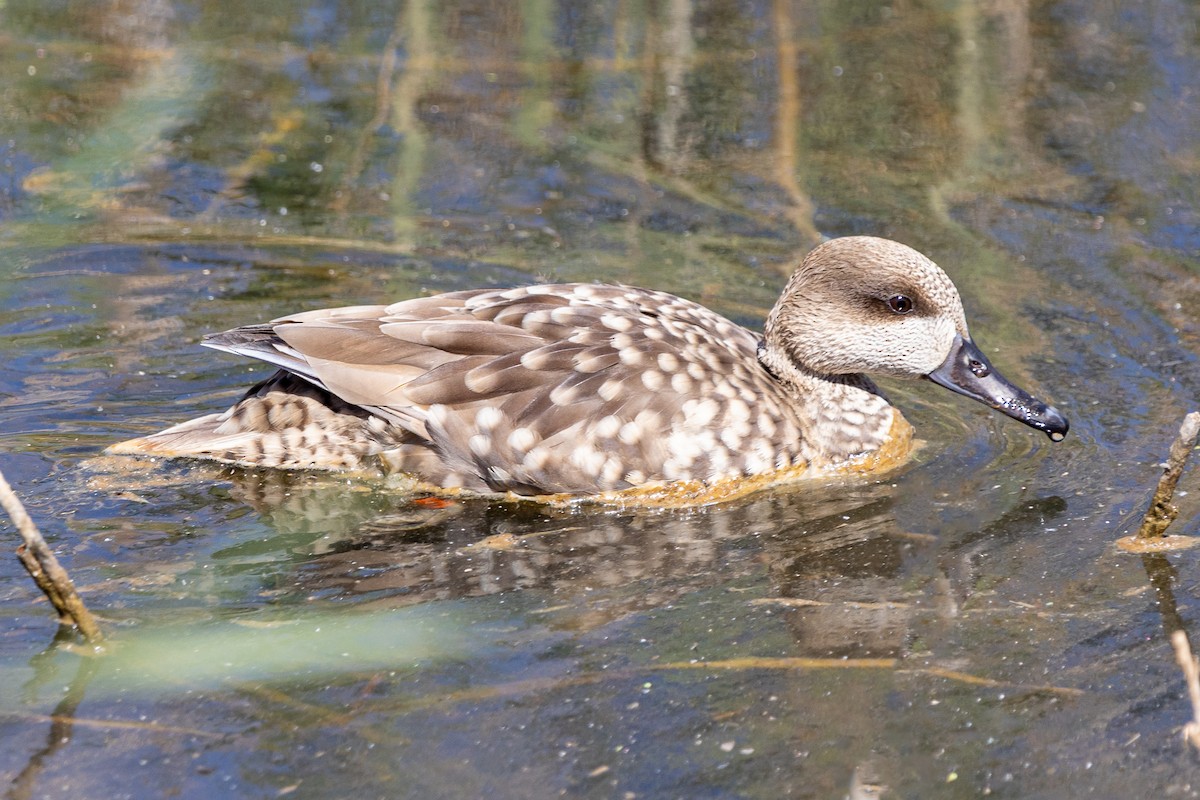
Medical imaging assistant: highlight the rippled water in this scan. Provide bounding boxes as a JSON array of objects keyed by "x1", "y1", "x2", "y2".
[{"x1": 2, "y1": 1, "x2": 1200, "y2": 797}]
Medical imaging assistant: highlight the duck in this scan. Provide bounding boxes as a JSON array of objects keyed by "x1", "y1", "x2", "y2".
[{"x1": 109, "y1": 236, "x2": 1068, "y2": 501}]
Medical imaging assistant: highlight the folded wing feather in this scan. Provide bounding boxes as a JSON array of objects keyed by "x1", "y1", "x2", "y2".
[{"x1": 116, "y1": 284, "x2": 793, "y2": 494}]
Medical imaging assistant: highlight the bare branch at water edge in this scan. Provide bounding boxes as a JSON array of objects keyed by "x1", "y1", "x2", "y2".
[{"x1": 0, "y1": 469, "x2": 103, "y2": 643}]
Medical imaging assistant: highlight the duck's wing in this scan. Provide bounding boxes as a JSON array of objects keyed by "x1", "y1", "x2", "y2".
[
  {"x1": 127, "y1": 285, "x2": 805, "y2": 493},
  {"x1": 201, "y1": 293, "x2": 522, "y2": 437}
]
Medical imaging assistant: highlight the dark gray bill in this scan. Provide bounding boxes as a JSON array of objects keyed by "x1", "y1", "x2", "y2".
[{"x1": 926, "y1": 334, "x2": 1069, "y2": 441}]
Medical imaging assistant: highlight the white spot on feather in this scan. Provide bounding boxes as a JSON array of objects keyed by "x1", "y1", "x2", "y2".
[
  {"x1": 520, "y1": 349, "x2": 552, "y2": 370},
  {"x1": 682, "y1": 398, "x2": 720, "y2": 427},
  {"x1": 598, "y1": 379, "x2": 623, "y2": 401},
  {"x1": 601, "y1": 457, "x2": 625, "y2": 486},
  {"x1": 571, "y1": 447, "x2": 606, "y2": 477},
  {"x1": 550, "y1": 384, "x2": 577, "y2": 405},
  {"x1": 666, "y1": 430, "x2": 702, "y2": 465},
  {"x1": 618, "y1": 421, "x2": 642, "y2": 444},
  {"x1": 641, "y1": 370, "x2": 665, "y2": 391},
  {"x1": 428, "y1": 405, "x2": 449, "y2": 426},
  {"x1": 634, "y1": 409, "x2": 660, "y2": 431},
  {"x1": 508, "y1": 427, "x2": 537, "y2": 452},
  {"x1": 574, "y1": 350, "x2": 613, "y2": 373},
  {"x1": 708, "y1": 447, "x2": 731, "y2": 479},
  {"x1": 727, "y1": 398, "x2": 751, "y2": 423},
  {"x1": 747, "y1": 439, "x2": 776, "y2": 474},
  {"x1": 594, "y1": 415, "x2": 621, "y2": 439},
  {"x1": 525, "y1": 447, "x2": 551, "y2": 471},
  {"x1": 475, "y1": 406, "x2": 504, "y2": 430},
  {"x1": 756, "y1": 413, "x2": 777, "y2": 438},
  {"x1": 662, "y1": 460, "x2": 686, "y2": 481},
  {"x1": 601, "y1": 313, "x2": 634, "y2": 332},
  {"x1": 842, "y1": 410, "x2": 866, "y2": 427},
  {"x1": 468, "y1": 434, "x2": 492, "y2": 458}
]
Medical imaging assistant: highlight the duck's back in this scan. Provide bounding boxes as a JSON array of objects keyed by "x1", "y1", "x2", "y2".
[{"x1": 113, "y1": 284, "x2": 815, "y2": 495}]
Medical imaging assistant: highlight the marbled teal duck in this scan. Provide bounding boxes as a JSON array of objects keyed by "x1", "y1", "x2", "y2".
[{"x1": 110, "y1": 237, "x2": 1068, "y2": 500}]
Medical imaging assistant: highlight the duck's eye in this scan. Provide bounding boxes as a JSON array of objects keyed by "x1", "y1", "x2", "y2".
[{"x1": 886, "y1": 295, "x2": 914, "y2": 314}]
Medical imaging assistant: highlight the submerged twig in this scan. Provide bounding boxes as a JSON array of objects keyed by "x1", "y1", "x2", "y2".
[
  {"x1": 1137, "y1": 412, "x2": 1200, "y2": 539},
  {"x1": 0, "y1": 711, "x2": 219, "y2": 739},
  {"x1": 357, "y1": 655, "x2": 1082, "y2": 718},
  {"x1": 907, "y1": 665, "x2": 1084, "y2": 698},
  {"x1": 0, "y1": 469, "x2": 103, "y2": 643},
  {"x1": 1171, "y1": 630, "x2": 1200, "y2": 751}
]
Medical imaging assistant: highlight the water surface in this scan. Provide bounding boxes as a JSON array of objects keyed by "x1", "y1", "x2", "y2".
[{"x1": 2, "y1": 1, "x2": 1199, "y2": 797}]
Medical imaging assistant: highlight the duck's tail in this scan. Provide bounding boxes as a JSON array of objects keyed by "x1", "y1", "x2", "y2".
[{"x1": 106, "y1": 371, "x2": 405, "y2": 471}]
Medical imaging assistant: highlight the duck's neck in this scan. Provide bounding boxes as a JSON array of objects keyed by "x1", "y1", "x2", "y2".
[{"x1": 756, "y1": 340, "x2": 899, "y2": 464}]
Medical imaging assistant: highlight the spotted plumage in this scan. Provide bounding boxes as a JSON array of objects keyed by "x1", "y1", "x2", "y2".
[{"x1": 110, "y1": 237, "x2": 1068, "y2": 498}]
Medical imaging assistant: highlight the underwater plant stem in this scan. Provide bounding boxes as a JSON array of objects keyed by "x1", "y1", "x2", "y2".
[
  {"x1": 1137, "y1": 412, "x2": 1200, "y2": 539},
  {"x1": 1170, "y1": 630, "x2": 1200, "y2": 750},
  {"x1": 0, "y1": 469, "x2": 103, "y2": 643}
]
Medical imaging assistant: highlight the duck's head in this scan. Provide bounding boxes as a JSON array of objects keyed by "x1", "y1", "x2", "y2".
[{"x1": 762, "y1": 236, "x2": 1069, "y2": 441}]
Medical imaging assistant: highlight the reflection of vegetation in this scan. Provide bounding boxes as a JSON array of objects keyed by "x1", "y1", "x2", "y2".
[
  {"x1": 681, "y1": 0, "x2": 754, "y2": 163},
  {"x1": 0, "y1": 0, "x2": 1166, "y2": 271},
  {"x1": 514, "y1": 0, "x2": 556, "y2": 148},
  {"x1": 0, "y1": 0, "x2": 1140, "y2": 367},
  {"x1": 20, "y1": 52, "x2": 203, "y2": 222},
  {"x1": 7, "y1": 640, "x2": 102, "y2": 800},
  {"x1": 804, "y1": 1, "x2": 960, "y2": 229},
  {"x1": 389, "y1": 0, "x2": 434, "y2": 242},
  {"x1": 0, "y1": 3, "x2": 997, "y2": 286},
  {"x1": 771, "y1": 0, "x2": 819, "y2": 246}
]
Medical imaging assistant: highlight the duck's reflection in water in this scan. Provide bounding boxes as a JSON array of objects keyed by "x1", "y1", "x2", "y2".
[{"x1": 220, "y1": 466, "x2": 1064, "y2": 657}]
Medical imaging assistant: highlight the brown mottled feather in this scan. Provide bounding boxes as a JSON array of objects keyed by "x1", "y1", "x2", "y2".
[{"x1": 115, "y1": 282, "x2": 797, "y2": 493}]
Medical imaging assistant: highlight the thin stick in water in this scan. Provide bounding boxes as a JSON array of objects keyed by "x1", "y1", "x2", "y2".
[
  {"x1": 1137, "y1": 412, "x2": 1200, "y2": 539},
  {"x1": 0, "y1": 468, "x2": 103, "y2": 643},
  {"x1": 1170, "y1": 630, "x2": 1200, "y2": 751}
]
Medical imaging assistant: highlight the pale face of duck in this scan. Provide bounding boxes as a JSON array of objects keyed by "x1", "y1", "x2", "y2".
[
  {"x1": 763, "y1": 236, "x2": 1068, "y2": 440},
  {"x1": 765, "y1": 236, "x2": 967, "y2": 378}
]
